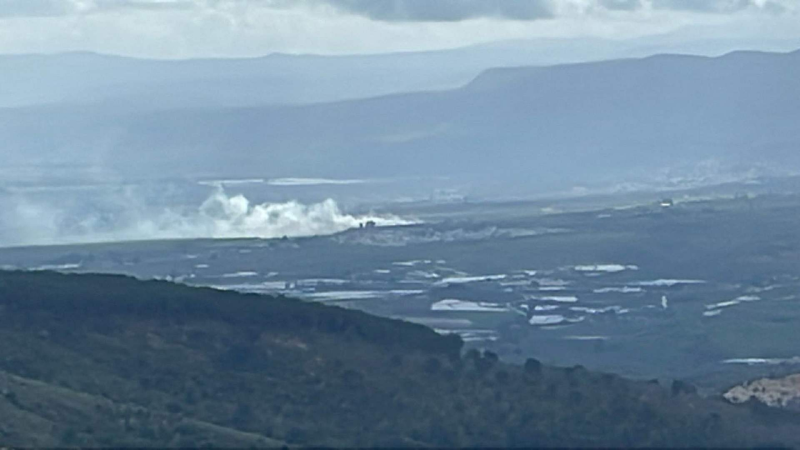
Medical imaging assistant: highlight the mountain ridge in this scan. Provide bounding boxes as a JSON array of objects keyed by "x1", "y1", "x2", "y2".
[{"x1": 2, "y1": 48, "x2": 799, "y2": 193}]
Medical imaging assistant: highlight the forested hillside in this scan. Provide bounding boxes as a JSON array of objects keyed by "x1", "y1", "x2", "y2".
[{"x1": 0, "y1": 270, "x2": 798, "y2": 447}]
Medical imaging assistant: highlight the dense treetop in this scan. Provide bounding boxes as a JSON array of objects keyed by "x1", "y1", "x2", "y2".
[{"x1": 1, "y1": 270, "x2": 799, "y2": 447}]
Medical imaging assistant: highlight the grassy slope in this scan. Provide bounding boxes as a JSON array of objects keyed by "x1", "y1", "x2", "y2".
[{"x1": 0, "y1": 270, "x2": 799, "y2": 447}]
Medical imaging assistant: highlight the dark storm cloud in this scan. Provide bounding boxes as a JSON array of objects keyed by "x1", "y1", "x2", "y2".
[{"x1": 320, "y1": 0, "x2": 555, "y2": 22}]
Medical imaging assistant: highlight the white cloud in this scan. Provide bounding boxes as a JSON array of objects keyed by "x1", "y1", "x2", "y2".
[
  {"x1": 0, "y1": 0, "x2": 796, "y2": 58},
  {"x1": 0, "y1": 0, "x2": 73, "y2": 17}
]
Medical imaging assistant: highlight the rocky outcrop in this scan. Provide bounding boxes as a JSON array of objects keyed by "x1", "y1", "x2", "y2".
[{"x1": 724, "y1": 374, "x2": 800, "y2": 410}]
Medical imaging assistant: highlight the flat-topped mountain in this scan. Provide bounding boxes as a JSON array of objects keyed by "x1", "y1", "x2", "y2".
[{"x1": 2, "y1": 50, "x2": 799, "y2": 192}]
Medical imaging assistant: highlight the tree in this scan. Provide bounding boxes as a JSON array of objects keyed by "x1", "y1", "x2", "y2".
[
  {"x1": 423, "y1": 357, "x2": 442, "y2": 375},
  {"x1": 495, "y1": 370, "x2": 510, "y2": 384},
  {"x1": 671, "y1": 380, "x2": 697, "y2": 396},
  {"x1": 231, "y1": 403, "x2": 254, "y2": 428},
  {"x1": 464, "y1": 348, "x2": 481, "y2": 362},
  {"x1": 524, "y1": 358, "x2": 542, "y2": 375}
]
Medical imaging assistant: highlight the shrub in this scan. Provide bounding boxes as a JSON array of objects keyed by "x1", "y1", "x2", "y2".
[{"x1": 524, "y1": 358, "x2": 542, "y2": 375}]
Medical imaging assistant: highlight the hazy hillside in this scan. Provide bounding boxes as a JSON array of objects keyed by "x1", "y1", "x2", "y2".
[
  {"x1": 2, "y1": 49, "x2": 799, "y2": 192},
  {"x1": 0, "y1": 40, "x2": 626, "y2": 109},
  {"x1": 0, "y1": 50, "x2": 483, "y2": 109},
  {"x1": 4, "y1": 36, "x2": 796, "y2": 110},
  {"x1": 2, "y1": 269, "x2": 800, "y2": 447}
]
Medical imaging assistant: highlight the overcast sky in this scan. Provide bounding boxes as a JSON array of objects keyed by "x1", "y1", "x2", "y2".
[{"x1": 0, "y1": 0, "x2": 798, "y2": 58}]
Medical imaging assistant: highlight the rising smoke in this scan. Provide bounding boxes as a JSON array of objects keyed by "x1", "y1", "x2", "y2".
[{"x1": 0, "y1": 187, "x2": 413, "y2": 247}]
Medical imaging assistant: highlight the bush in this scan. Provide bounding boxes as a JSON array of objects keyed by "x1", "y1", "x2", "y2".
[
  {"x1": 495, "y1": 370, "x2": 510, "y2": 384},
  {"x1": 671, "y1": 380, "x2": 697, "y2": 396},
  {"x1": 423, "y1": 357, "x2": 442, "y2": 375},
  {"x1": 524, "y1": 358, "x2": 542, "y2": 375}
]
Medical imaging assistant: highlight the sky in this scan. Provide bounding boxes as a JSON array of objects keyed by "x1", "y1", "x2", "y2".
[{"x1": 0, "y1": 0, "x2": 798, "y2": 58}]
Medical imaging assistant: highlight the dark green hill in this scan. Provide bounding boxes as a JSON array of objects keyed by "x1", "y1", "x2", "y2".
[{"x1": 0, "y1": 270, "x2": 798, "y2": 447}]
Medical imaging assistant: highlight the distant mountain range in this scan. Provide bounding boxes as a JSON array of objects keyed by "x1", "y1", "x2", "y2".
[
  {"x1": 1, "y1": 48, "x2": 799, "y2": 193},
  {"x1": 2, "y1": 36, "x2": 797, "y2": 109}
]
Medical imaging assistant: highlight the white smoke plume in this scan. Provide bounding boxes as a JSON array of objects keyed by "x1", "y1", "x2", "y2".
[
  {"x1": 192, "y1": 189, "x2": 412, "y2": 238},
  {"x1": 0, "y1": 188, "x2": 415, "y2": 247}
]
